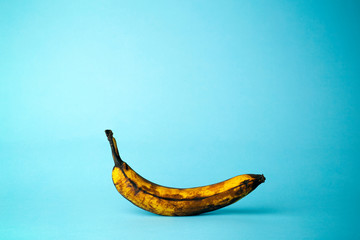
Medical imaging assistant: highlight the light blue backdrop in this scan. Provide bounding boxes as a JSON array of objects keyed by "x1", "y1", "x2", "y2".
[{"x1": 1, "y1": 1, "x2": 359, "y2": 239}]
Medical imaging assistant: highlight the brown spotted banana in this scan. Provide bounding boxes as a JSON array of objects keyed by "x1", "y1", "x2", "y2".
[{"x1": 105, "y1": 129, "x2": 265, "y2": 216}]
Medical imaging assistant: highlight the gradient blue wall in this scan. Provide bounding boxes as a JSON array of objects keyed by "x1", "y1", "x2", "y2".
[{"x1": 1, "y1": 1, "x2": 359, "y2": 239}]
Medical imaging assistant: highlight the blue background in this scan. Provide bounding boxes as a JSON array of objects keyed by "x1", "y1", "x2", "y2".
[{"x1": 1, "y1": 1, "x2": 359, "y2": 239}]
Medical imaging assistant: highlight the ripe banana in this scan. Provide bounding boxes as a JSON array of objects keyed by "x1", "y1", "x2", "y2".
[{"x1": 105, "y1": 129, "x2": 265, "y2": 216}]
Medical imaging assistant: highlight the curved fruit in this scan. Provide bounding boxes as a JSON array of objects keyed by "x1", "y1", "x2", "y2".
[{"x1": 105, "y1": 129, "x2": 265, "y2": 216}]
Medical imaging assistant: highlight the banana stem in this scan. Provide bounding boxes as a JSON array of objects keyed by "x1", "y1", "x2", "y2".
[{"x1": 105, "y1": 129, "x2": 123, "y2": 167}]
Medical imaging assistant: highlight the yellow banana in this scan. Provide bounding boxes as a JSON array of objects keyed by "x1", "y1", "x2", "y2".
[{"x1": 105, "y1": 130, "x2": 265, "y2": 216}]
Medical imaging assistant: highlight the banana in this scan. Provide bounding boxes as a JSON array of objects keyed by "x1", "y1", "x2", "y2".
[{"x1": 105, "y1": 129, "x2": 265, "y2": 216}]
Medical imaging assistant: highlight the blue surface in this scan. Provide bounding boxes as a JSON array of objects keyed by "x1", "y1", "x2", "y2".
[{"x1": 1, "y1": 1, "x2": 359, "y2": 239}]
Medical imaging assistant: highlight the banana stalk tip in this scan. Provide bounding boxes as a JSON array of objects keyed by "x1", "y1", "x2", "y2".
[{"x1": 105, "y1": 129, "x2": 113, "y2": 137}]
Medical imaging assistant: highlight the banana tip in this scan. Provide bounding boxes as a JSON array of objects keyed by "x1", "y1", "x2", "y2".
[
  {"x1": 260, "y1": 174, "x2": 266, "y2": 183},
  {"x1": 249, "y1": 174, "x2": 266, "y2": 184}
]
